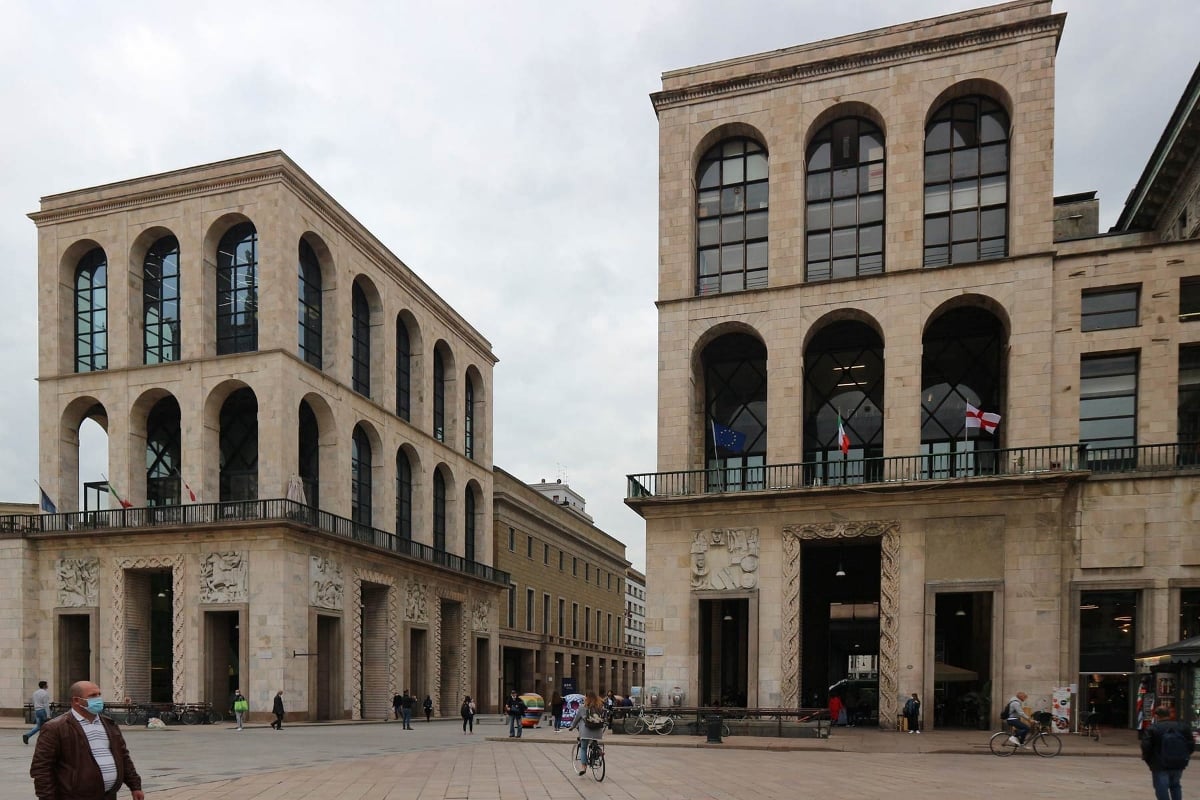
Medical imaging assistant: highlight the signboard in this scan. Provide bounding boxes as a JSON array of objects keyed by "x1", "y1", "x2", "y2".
[{"x1": 561, "y1": 677, "x2": 577, "y2": 696}]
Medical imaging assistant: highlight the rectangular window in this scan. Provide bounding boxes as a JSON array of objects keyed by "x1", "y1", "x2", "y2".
[
  {"x1": 1079, "y1": 589, "x2": 1137, "y2": 673},
  {"x1": 543, "y1": 543, "x2": 550, "y2": 565},
  {"x1": 586, "y1": 564, "x2": 590, "y2": 581},
  {"x1": 1081, "y1": 286, "x2": 1139, "y2": 331},
  {"x1": 1080, "y1": 352, "x2": 1138, "y2": 468},
  {"x1": 527, "y1": 535, "x2": 533, "y2": 559},
  {"x1": 1182, "y1": 278, "x2": 1200, "y2": 322},
  {"x1": 608, "y1": 574, "x2": 612, "y2": 591},
  {"x1": 559, "y1": 551, "x2": 564, "y2": 570},
  {"x1": 543, "y1": 593, "x2": 551, "y2": 634},
  {"x1": 585, "y1": 607, "x2": 591, "y2": 641},
  {"x1": 1180, "y1": 346, "x2": 1200, "y2": 454},
  {"x1": 507, "y1": 584, "x2": 516, "y2": 628},
  {"x1": 558, "y1": 598, "x2": 565, "y2": 637},
  {"x1": 508, "y1": 527, "x2": 514, "y2": 552},
  {"x1": 607, "y1": 613, "x2": 613, "y2": 645},
  {"x1": 572, "y1": 603, "x2": 578, "y2": 639},
  {"x1": 526, "y1": 587, "x2": 534, "y2": 632},
  {"x1": 1181, "y1": 589, "x2": 1200, "y2": 639},
  {"x1": 573, "y1": 557, "x2": 578, "y2": 577}
]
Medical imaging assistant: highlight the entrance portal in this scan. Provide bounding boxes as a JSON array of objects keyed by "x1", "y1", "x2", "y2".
[
  {"x1": 933, "y1": 591, "x2": 992, "y2": 728},
  {"x1": 57, "y1": 614, "x2": 92, "y2": 698},
  {"x1": 439, "y1": 600, "x2": 463, "y2": 715},
  {"x1": 360, "y1": 585, "x2": 389, "y2": 720},
  {"x1": 699, "y1": 597, "x2": 748, "y2": 706},
  {"x1": 315, "y1": 615, "x2": 341, "y2": 720},
  {"x1": 123, "y1": 570, "x2": 174, "y2": 702},
  {"x1": 203, "y1": 610, "x2": 240, "y2": 710},
  {"x1": 475, "y1": 637, "x2": 490, "y2": 713},
  {"x1": 409, "y1": 628, "x2": 427, "y2": 699}
]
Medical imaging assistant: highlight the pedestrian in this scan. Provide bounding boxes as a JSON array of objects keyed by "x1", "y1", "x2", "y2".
[
  {"x1": 904, "y1": 693, "x2": 921, "y2": 734},
  {"x1": 829, "y1": 693, "x2": 845, "y2": 726},
  {"x1": 568, "y1": 691, "x2": 607, "y2": 776},
  {"x1": 400, "y1": 690, "x2": 415, "y2": 729},
  {"x1": 232, "y1": 689, "x2": 248, "y2": 731},
  {"x1": 423, "y1": 694, "x2": 434, "y2": 722},
  {"x1": 392, "y1": 692, "x2": 402, "y2": 721},
  {"x1": 23, "y1": 680, "x2": 51, "y2": 745},
  {"x1": 30, "y1": 679, "x2": 144, "y2": 800},
  {"x1": 551, "y1": 692, "x2": 565, "y2": 732},
  {"x1": 504, "y1": 689, "x2": 526, "y2": 738},
  {"x1": 1003, "y1": 691, "x2": 1031, "y2": 747},
  {"x1": 271, "y1": 690, "x2": 285, "y2": 730},
  {"x1": 461, "y1": 695, "x2": 476, "y2": 734},
  {"x1": 1142, "y1": 706, "x2": 1194, "y2": 800}
]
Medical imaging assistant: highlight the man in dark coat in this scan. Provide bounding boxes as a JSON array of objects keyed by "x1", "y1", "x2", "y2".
[
  {"x1": 1142, "y1": 706, "x2": 1195, "y2": 800},
  {"x1": 272, "y1": 690, "x2": 285, "y2": 730},
  {"x1": 30, "y1": 679, "x2": 144, "y2": 800}
]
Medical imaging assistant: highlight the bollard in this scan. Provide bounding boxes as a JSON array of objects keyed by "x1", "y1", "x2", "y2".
[{"x1": 706, "y1": 714, "x2": 723, "y2": 744}]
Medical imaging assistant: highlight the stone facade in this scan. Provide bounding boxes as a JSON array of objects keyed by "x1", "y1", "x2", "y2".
[{"x1": 631, "y1": 0, "x2": 1200, "y2": 729}]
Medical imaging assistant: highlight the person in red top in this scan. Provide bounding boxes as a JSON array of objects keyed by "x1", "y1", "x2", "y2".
[{"x1": 829, "y1": 694, "x2": 845, "y2": 726}]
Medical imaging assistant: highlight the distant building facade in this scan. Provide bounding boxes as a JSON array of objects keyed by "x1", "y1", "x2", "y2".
[
  {"x1": 625, "y1": 568, "x2": 647, "y2": 658},
  {"x1": 4, "y1": 152, "x2": 507, "y2": 719},
  {"x1": 628, "y1": 0, "x2": 1200, "y2": 729}
]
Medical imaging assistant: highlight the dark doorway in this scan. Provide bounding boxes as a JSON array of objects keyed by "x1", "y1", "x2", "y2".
[
  {"x1": 409, "y1": 628, "x2": 427, "y2": 700},
  {"x1": 475, "y1": 637, "x2": 490, "y2": 714},
  {"x1": 315, "y1": 615, "x2": 340, "y2": 720},
  {"x1": 57, "y1": 614, "x2": 91, "y2": 699},
  {"x1": 933, "y1": 591, "x2": 992, "y2": 728},
  {"x1": 203, "y1": 610, "x2": 239, "y2": 712},
  {"x1": 698, "y1": 597, "x2": 748, "y2": 706},
  {"x1": 360, "y1": 585, "x2": 388, "y2": 720},
  {"x1": 439, "y1": 600, "x2": 463, "y2": 715}
]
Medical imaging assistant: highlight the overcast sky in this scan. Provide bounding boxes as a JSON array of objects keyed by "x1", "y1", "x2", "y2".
[{"x1": 0, "y1": 0, "x2": 1195, "y2": 572}]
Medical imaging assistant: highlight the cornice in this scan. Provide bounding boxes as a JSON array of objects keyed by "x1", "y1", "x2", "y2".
[{"x1": 651, "y1": 14, "x2": 1065, "y2": 113}]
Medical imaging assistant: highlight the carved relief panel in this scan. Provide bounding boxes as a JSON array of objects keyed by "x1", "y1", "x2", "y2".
[
  {"x1": 690, "y1": 527, "x2": 760, "y2": 591},
  {"x1": 405, "y1": 578, "x2": 428, "y2": 622},
  {"x1": 56, "y1": 558, "x2": 99, "y2": 607},
  {"x1": 310, "y1": 556, "x2": 343, "y2": 610},
  {"x1": 199, "y1": 552, "x2": 247, "y2": 604}
]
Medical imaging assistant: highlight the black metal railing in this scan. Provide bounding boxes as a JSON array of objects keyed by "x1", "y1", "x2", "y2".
[
  {"x1": 0, "y1": 498, "x2": 509, "y2": 586},
  {"x1": 627, "y1": 442, "x2": 1200, "y2": 500}
]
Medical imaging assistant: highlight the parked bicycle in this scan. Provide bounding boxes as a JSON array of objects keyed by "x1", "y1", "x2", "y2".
[
  {"x1": 628, "y1": 706, "x2": 674, "y2": 735},
  {"x1": 989, "y1": 711, "x2": 1061, "y2": 757},
  {"x1": 568, "y1": 738, "x2": 605, "y2": 781}
]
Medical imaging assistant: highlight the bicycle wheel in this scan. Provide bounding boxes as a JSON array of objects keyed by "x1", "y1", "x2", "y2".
[
  {"x1": 1032, "y1": 732, "x2": 1062, "y2": 757},
  {"x1": 656, "y1": 716, "x2": 674, "y2": 735},
  {"x1": 159, "y1": 710, "x2": 176, "y2": 725},
  {"x1": 181, "y1": 709, "x2": 200, "y2": 725},
  {"x1": 208, "y1": 709, "x2": 223, "y2": 724},
  {"x1": 590, "y1": 745, "x2": 606, "y2": 782},
  {"x1": 126, "y1": 708, "x2": 145, "y2": 726},
  {"x1": 629, "y1": 715, "x2": 646, "y2": 735},
  {"x1": 989, "y1": 731, "x2": 1018, "y2": 756},
  {"x1": 722, "y1": 722, "x2": 731, "y2": 738}
]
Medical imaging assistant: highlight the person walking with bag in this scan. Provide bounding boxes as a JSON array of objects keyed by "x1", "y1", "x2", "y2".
[
  {"x1": 904, "y1": 693, "x2": 921, "y2": 734},
  {"x1": 1143, "y1": 706, "x2": 1195, "y2": 800},
  {"x1": 232, "y1": 689, "x2": 248, "y2": 731},
  {"x1": 568, "y1": 691, "x2": 607, "y2": 776},
  {"x1": 460, "y1": 695, "x2": 476, "y2": 734},
  {"x1": 271, "y1": 690, "x2": 285, "y2": 730},
  {"x1": 423, "y1": 694, "x2": 434, "y2": 723}
]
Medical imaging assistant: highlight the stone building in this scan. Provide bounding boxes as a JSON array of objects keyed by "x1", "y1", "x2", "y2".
[
  {"x1": 492, "y1": 468, "x2": 640, "y2": 701},
  {"x1": 4, "y1": 151, "x2": 508, "y2": 720},
  {"x1": 625, "y1": 568, "x2": 647, "y2": 659},
  {"x1": 627, "y1": 0, "x2": 1200, "y2": 729}
]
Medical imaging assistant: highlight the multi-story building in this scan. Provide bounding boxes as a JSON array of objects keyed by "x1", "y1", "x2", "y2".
[
  {"x1": 624, "y1": 567, "x2": 647, "y2": 660},
  {"x1": 4, "y1": 151, "x2": 507, "y2": 720},
  {"x1": 492, "y1": 469, "x2": 639, "y2": 700},
  {"x1": 627, "y1": 0, "x2": 1200, "y2": 729}
]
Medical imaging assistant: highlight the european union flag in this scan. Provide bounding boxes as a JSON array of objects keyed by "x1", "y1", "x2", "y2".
[
  {"x1": 711, "y1": 421, "x2": 747, "y2": 454},
  {"x1": 39, "y1": 487, "x2": 56, "y2": 514}
]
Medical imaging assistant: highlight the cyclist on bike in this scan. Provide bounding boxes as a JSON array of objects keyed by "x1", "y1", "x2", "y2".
[
  {"x1": 1004, "y1": 691, "x2": 1031, "y2": 747},
  {"x1": 568, "y1": 691, "x2": 607, "y2": 776}
]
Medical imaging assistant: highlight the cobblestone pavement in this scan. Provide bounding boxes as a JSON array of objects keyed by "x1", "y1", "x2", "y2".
[{"x1": 0, "y1": 716, "x2": 1156, "y2": 799}]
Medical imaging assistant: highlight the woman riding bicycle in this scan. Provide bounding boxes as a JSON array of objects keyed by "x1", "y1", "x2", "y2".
[{"x1": 568, "y1": 691, "x2": 607, "y2": 776}]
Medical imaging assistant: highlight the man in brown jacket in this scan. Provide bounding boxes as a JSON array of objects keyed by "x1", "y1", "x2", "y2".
[{"x1": 30, "y1": 680, "x2": 144, "y2": 800}]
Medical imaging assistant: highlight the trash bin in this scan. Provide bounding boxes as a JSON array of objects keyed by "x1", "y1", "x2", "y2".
[{"x1": 706, "y1": 714, "x2": 723, "y2": 744}]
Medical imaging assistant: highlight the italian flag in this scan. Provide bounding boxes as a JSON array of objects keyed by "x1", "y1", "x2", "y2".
[
  {"x1": 837, "y1": 414, "x2": 851, "y2": 456},
  {"x1": 103, "y1": 476, "x2": 133, "y2": 509}
]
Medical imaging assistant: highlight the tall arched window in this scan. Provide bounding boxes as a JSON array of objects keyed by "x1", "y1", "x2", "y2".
[
  {"x1": 352, "y1": 283, "x2": 371, "y2": 397},
  {"x1": 433, "y1": 469, "x2": 446, "y2": 551},
  {"x1": 143, "y1": 236, "x2": 181, "y2": 364},
  {"x1": 351, "y1": 425, "x2": 372, "y2": 527},
  {"x1": 298, "y1": 240, "x2": 323, "y2": 369},
  {"x1": 219, "y1": 388, "x2": 258, "y2": 501},
  {"x1": 696, "y1": 138, "x2": 768, "y2": 295},
  {"x1": 924, "y1": 96, "x2": 1009, "y2": 267},
  {"x1": 464, "y1": 375, "x2": 475, "y2": 460},
  {"x1": 216, "y1": 223, "x2": 258, "y2": 355},
  {"x1": 464, "y1": 487, "x2": 476, "y2": 562},
  {"x1": 806, "y1": 118, "x2": 884, "y2": 281},
  {"x1": 395, "y1": 449, "x2": 412, "y2": 540},
  {"x1": 703, "y1": 333, "x2": 767, "y2": 491},
  {"x1": 396, "y1": 318, "x2": 411, "y2": 421},
  {"x1": 146, "y1": 396, "x2": 181, "y2": 506},
  {"x1": 74, "y1": 247, "x2": 108, "y2": 373},
  {"x1": 298, "y1": 400, "x2": 319, "y2": 509},
  {"x1": 433, "y1": 349, "x2": 446, "y2": 442}
]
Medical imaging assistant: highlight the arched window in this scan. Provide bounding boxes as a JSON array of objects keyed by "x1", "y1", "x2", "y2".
[
  {"x1": 143, "y1": 237, "x2": 181, "y2": 364},
  {"x1": 806, "y1": 118, "x2": 884, "y2": 281},
  {"x1": 146, "y1": 396, "x2": 181, "y2": 506},
  {"x1": 395, "y1": 449, "x2": 412, "y2": 540},
  {"x1": 216, "y1": 223, "x2": 258, "y2": 355},
  {"x1": 703, "y1": 333, "x2": 767, "y2": 491},
  {"x1": 298, "y1": 400, "x2": 319, "y2": 509},
  {"x1": 433, "y1": 349, "x2": 446, "y2": 442},
  {"x1": 351, "y1": 283, "x2": 371, "y2": 396},
  {"x1": 396, "y1": 318, "x2": 411, "y2": 421},
  {"x1": 351, "y1": 425, "x2": 372, "y2": 527},
  {"x1": 924, "y1": 96, "x2": 1009, "y2": 267},
  {"x1": 464, "y1": 375, "x2": 475, "y2": 459},
  {"x1": 696, "y1": 138, "x2": 768, "y2": 295},
  {"x1": 74, "y1": 248, "x2": 108, "y2": 373},
  {"x1": 219, "y1": 388, "x2": 258, "y2": 501},
  {"x1": 433, "y1": 469, "x2": 446, "y2": 551},
  {"x1": 464, "y1": 487, "x2": 476, "y2": 562},
  {"x1": 298, "y1": 240, "x2": 322, "y2": 369}
]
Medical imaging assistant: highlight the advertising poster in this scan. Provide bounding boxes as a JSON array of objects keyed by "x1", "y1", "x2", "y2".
[{"x1": 1051, "y1": 687, "x2": 1072, "y2": 732}]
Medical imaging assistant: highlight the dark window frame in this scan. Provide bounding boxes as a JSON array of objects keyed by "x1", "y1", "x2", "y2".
[
  {"x1": 351, "y1": 425, "x2": 372, "y2": 528},
  {"x1": 696, "y1": 137, "x2": 769, "y2": 296},
  {"x1": 1079, "y1": 351, "x2": 1139, "y2": 462},
  {"x1": 74, "y1": 247, "x2": 108, "y2": 373},
  {"x1": 298, "y1": 240, "x2": 323, "y2": 369},
  {"x1": 143, "y1": 236, "x2": 181, "y2": 365},
  {"x1": 805, "y1": 117, "x2": 885, "y2": 282},
  {"x1": 433, "y1": 469, "x2": 446, "y2": 551},
  {"x1": 464, "y1": 376, "x2": 475, "y2": 459},
  {"x1": 396, "y1": 450, "x2": 412, "y2": 539},
  {"x1": 464, "y1": 488, "x2": 476, "y2": 562},
  {"x1": 216, "y1": 223, "x2": 259, "y2": 355},
  {"x1": 1081, "y1": 286, "x2": 1140, "y2": 332},
  {"x1": 1180, "y1": 278, "x2": 1200, "y2": 322},
  {"x1": 351, "y1": 283, "x2": 371, "y2": 397},
  {"x1": 433, "y1": 349, "x2": 446, "y2": 442}
]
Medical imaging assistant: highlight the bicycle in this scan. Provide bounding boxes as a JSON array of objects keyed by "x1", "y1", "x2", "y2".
[
  {"x1": 568, "y1": 738, "x2": 605, "y2": 782},
  {"x1": 989, "y1": 712, "x2": 1062, "y2": 757},
  {"x1": 628, "y1": 706, "x2": 674, "y2": 735}
]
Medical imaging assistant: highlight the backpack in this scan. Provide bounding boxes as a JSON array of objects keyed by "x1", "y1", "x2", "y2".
[
  {"x1": 1159, "y1": 726, "x2": 1193, "y2": 770},
  {"x1": 1000, "y1": 703, "x2": 1013, "y2": 722},
  {"x1": 584, "y1": 709, "x2": 606, "y2": 730},
  {"x1": 903, "y1": 698, "x2": 915, "y2": 716}
]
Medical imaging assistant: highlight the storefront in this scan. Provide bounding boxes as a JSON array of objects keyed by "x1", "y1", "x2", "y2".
[{"x1": 1134, "y1": 635, "x2": 1200, "y2": 737}]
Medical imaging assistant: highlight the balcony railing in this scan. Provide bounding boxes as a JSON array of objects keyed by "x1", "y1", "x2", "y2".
[
  {"x1": 627, "y1": 442, "x2": 1200, "y2": 500},
  {"x1": 0, "y1": 498, "x2": 509, "y2": 586}
]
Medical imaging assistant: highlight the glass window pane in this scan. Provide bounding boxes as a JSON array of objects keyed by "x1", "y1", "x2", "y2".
[
  {"x1": 952, "y1": 180, "x2": 978, "y2": 210},
  {"x1": 722, "y1": 216, "x2": 744, "y2": 243},
  {"x1": 859, "y1": 225, "x2": 882, "y2": 255},
  {"x1": 723, "y1": 140, "x2": 744, "y2": 157},
  {"x1": 746, "y1": 268, "x2": 768, "y2": 290},
  {"x1": 746, "y1": 152, "x2": 768, "y2": 181},
  {"x1": 952, "y1": 241, "x2": 978, "y2": 264},
  {"x1": 859, "y1": 251, "x2": 883, "y2": 274},
  {"x1": 746, "y1": 210, "x2": 768, "y2": 240},
  {"x1": 832, "y1": 229, "x2": 856, "y2": 258},
  {"x1": 926, "y1": 153, "x2": 950, "y2": 184},
  {"x1": 699, "y1": 249, "x2": 720, "y2": 276},
  {"x1": 807, "y1": 174, "x2": 831, "y2": 202},
  {"x1": 980, "y1": 237, "x2": 1006, "y2": 260},
  {"x1": 865, "y1": 162, "x2": 884, "y2": 192},
  {"x1": 808, "y1": 141, "x2": 831, "y2": 171},
  {"x1": 720, "y1": 273, "x2": 743, "y2": 292},
  {"x1": 808, "y1": 232, "x2": 830, "y2": 261},
  {"x1": 981, "y1": 207, "x2": 1006, "y2": 239},
  {"x1": 832, "y1": 168, "x2": 856, "y2": 198},
  {"x1": 698, "y1": 190, "x2": 720, "y2": 218},
  {"x1": 831, "y1": 258, "x2": 857, "y2": 279},
  {"x1": 698, "y1": 160, "x2": 720, "y2": 189},
  {"x1": 698, "y1": 276, "x2": 720, "y2": 295},
  {"x1": 724, "y1": 157, "x2": 744, "y2": 184},
  {"x1": 926, "y1": 185, "x2": 950, "y2": 214},
  {"x1": 925, "y1": 216, "x2": 949, "y2": 246},
  {"x1": 808, "y1": 261, "x2": 830, "y2": 281},
  {"x1": 952, "y1": 148, "x2": 979, "y2": 179},
  {"x1": 860, "y1": 193, "x2": 883, "y2": 224},
  {"x1": 861, "y1": 131, "x2": 884, "y2": 162},
  {"x1": 952, "y1": 117, "x2": 977, "y2": 148},
  {"x1": 952, "y1": 210, "x2": 978, "y2": 242},
  {"x1": 927, "y1": 120, "x2": 951, "y2": 152},
  {"x1": 746, "y1": 240, "x2": 768, "y2": 269},
  {"x1": 980, "y1": 111, "x2": 1007, "y2": 143},
  {"x1": 721, "y1": 243, "x2": 744, "y2": 269},
  {"x1": 807, "y1": 201, "x2": 831, "y2": 230},
  {"x1": 981, "y1": 143, "x2": 1007, "y2": 174},
  {"x1": 924, "y1": 245, "x2": 949, "y2": 267},
  {"x1": 722, "y1": 186, "x2": 746, "y2": 213},
  {"x1": 832, "y1": 197, "x2": 857, "y2": 228},
  {"x1": 980, "y1": 175, "x2": 1007, "y2": 206},
  {"x1": 746, "y1": 182, "x2": 769, "y2": 210},
  {"x1": 698, "y1": 219, "x2": 720, "y2": 247}
]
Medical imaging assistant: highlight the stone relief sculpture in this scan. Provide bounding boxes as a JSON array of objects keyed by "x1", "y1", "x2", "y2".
[
  {"x1": 56, "y1": 558, "x2": 99, "y2": 607},
  {"x1": 405, "y1": 578, "x2": 428, "y2": 622},
  {"x1": 690, "y1": 527, "x2": 760, "y2": 591},
  {"x1": 199, "y1": 552, "x2": 246, "y2": 603},
  {"x1": 472, "y1": 599, "x2": 490, "y2": 632},
  {"x1": 310, "y1": 556, "x2": 343, "y2": 610}
]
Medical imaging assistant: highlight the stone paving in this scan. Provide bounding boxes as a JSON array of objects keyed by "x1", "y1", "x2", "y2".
[{"x1": 0, "y1": 716, "x2": 1161, "y2": 799}]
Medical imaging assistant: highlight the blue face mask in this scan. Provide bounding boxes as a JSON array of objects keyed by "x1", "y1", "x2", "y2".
[{"x1": 85, "y1": 697, "x2": 104, "y2": 714}]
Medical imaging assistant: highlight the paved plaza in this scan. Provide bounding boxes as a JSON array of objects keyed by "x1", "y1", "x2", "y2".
[{"x1": 0, "y1": 716, "x2": 1161, "y2": 799}]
